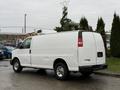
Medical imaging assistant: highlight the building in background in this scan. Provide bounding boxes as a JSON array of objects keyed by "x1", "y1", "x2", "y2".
[
  {"x1": 0, "y1": 32, "x2": 37, "y2": 47},
  {"x1": 0, "y1": 32, "x2": 26, "y2": 46}
]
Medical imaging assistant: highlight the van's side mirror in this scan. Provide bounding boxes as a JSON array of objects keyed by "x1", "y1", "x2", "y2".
[{"x1": 17, "y1": 42, "x2": 24, "y2": 49}]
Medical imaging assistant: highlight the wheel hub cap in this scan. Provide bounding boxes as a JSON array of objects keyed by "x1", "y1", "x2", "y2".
[
  {"x1": 56, "y1": 66, "x2": 64, "y2": 77},
  {"x1": 14, "y1": 62, "x2": 19, "y2": 70}
]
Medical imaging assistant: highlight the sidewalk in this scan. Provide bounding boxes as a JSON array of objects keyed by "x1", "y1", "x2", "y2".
[{"x1": 94, "y1": 69, "x2": 120, "y2": 78}]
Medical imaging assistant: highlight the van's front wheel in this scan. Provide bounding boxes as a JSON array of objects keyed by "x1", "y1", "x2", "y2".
[
  {"x1": 13, "y1": 59, "x2": 23, "y2": 73},
  {"x1": 54, "y1": 63, "x2": 69, "y2": 80}
]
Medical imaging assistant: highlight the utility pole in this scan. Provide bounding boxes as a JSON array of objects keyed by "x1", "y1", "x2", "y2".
[
  {"x1": 22, "y1": 27, "x2": 24, "y2": 33},
  {"x1": 24, "y1": 14, "x2": 27, "y2": 33}
]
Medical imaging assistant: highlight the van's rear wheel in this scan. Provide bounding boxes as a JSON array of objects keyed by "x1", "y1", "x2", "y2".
[
  {"x1": 13, "y1": 59, "x2": 23, "y2": 73},
  {"x1": 54, "y1": 63, "x2": 69, "y2": 80}
]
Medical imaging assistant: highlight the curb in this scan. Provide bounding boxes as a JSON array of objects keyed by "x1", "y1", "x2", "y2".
[{"x1": 94, "y1": 71, "x2": 120, "y2": 78}]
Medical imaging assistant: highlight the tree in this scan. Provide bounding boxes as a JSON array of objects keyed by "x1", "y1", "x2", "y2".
[
  {"x1": 88, "y1": 26, "x2": 93, "y2": 31},
  {"x1": 96, "y1": 17, "x2": 107, "y2": 52},
  {"x1": 60, "y1": 6, "x2": 71, "y2": 31},
  {"x1": 55, "y1": 6, "x2": 79, "y2": 32},
  {"x1": 110, "y1": 13, "x2": 120, "y2": 57},
  {"x1": 79, "y1": 17, "x2": 92, "y2": 31},
  {"x1": 54, "y1": 27, "x2": 63, "y2": 32}
]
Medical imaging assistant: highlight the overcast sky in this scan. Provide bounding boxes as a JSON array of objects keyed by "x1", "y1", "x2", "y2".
[{"x1": 0, "y1": 0, "x2": 120, "y2": 33}]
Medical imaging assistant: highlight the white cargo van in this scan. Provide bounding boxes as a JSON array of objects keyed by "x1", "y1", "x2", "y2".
[{"x1": 10, "y1": 30, "x2": 107, "y2": 80}]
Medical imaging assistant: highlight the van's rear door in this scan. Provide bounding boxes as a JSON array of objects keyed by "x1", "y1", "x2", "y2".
[
  {"x1": 93, "y1": 33, "x2": 106, "y2": 65},
  {"x1": 78, "y1": 32, "x2": 97, "y2": 66}
]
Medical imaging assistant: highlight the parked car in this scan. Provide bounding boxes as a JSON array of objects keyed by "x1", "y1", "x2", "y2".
[
  {"x1": 10, "y1": 30, "x2": 107, "y2": 80},
  {"x1": 0, "y1": 50, "x2": 4, "y2": 60},
  {"x1": 0, "y1": 44, "x2": 4, "y2": 60},
  {"x1": 2, "y1": 46, "x2": 15, "y2": 59},
  {"x1": 0, "y1": 45, "x2": 15, "y2": 59}
]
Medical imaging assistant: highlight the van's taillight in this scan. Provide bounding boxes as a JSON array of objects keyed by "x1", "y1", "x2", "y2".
[
  {"x1": 78, "y1": 31, "x2": 83, "y2": 47},
  {"x1": 78, "y1": 37, "x2": 83, "y2": 47}
]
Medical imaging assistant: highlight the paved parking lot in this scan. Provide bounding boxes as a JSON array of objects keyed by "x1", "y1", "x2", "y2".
[{"x1": 0, "y1": 60, "x2": 120, "y2": 90}]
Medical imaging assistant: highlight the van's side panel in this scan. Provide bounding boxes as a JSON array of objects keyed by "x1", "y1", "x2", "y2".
[
  {"x1": 31, "y1": 32, "x2": 79, "y2": 71},
  {"x1": 12, "y1": 49, "x2": 31, "y2": 66}
]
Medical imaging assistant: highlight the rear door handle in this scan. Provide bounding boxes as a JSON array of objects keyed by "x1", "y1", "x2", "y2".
[{"x1": 97, "y1": 52, "x2": 103, "y2": 57}]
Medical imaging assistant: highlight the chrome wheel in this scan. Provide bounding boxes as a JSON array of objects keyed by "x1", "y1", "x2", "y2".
[
  {"x1": 54, "y1": 63, "x2": 69, "y2": 80},
  {"x1": 56, "y1": 66, "x2": 64, "y2": 77},
  {"x1": 14, "y1": 62, "x2": 19, "y2": 70},
  {"x1": 13, "y1": 59, "x2": 23, "y2": 73}
]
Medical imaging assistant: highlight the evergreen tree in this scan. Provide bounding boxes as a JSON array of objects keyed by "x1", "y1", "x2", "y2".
[
  {"x1": 96, "y1": 17, "x2": 107, "y2": 51},
  {"x1": 54, "y1": 27, "x2": 63, "y2": 32},
  {"x1": 55, "y1": 6, "x2": 79, "y2": 32},
  {"x1": 89, "y1": 26, "x2": 93, "y2": 31},
  {"x1": 60, "y1": 6, "x2": 72, "y2": 31},
  {"x1": 110, "y1": 13, "x2": 120, "y2": 57},
  {"x1": 79, "y1": 17, "x2": 92, "y2": 31}
]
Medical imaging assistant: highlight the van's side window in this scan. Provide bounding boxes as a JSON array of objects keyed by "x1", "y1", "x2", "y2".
[{"x1": 23, "y1": 38, "x2": 31, "y2": 49}]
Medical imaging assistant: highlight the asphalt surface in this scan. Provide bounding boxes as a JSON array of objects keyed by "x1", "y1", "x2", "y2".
[{"x1": 0, "y1": 60, "x2": 120, "y2": 90}]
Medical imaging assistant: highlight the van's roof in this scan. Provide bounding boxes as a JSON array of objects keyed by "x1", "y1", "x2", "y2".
[{"x1": 31, "y1": 30, "x2": 98, "y2": 38}]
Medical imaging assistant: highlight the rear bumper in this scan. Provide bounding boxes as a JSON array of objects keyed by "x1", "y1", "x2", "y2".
[{"x1": 79, "y1": 64, "x2": 107, "y2": 72}]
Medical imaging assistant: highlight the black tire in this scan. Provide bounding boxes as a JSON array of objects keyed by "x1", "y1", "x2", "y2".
[
  {"x1": 81, "y1": 71, "x2": 93, "y2": 77},
  {"x1": 13, "y1": 59, "x2": 23, "y2": 73},
  {"x1": 54, "y1": 63, "x2": 69, "y2": 80}
]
